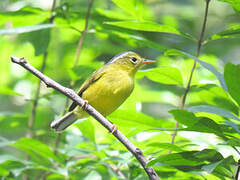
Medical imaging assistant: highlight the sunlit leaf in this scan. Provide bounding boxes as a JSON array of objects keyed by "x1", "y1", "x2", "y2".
[
  {"x1": 96, "y1": 8, "x2": 133, "y2": 20},
  {"x1": 147, "y1": 142, "x2": 183, "y2": 152},
  {"x1": 137, "y1": 67, "x2": 183, "y2": 85},
  {"x1": 112, "y1": 0, "x2": 152, "y2": 21},
  {"x1": 217, "y1": 0, "x2": 240, "y2": 12},
  {"x1": 189, "y1": 84, "x2": 238, "y2": 115},
  {"x1": 170, "y1": 109, "x2": 225, "y2": 136},
  {"x1": 12, "y1": 138, "x2": 60, "y2": 164},
  {"x1": 188, "y1": 105, "x2": 240, "y2": 121},
  {"x1": 147, "y1": 149, "x2": 223, "y2": 168},
  {"x1": 105, "y1": 21, "x2": 194, "y2": 40},
  {"x1": 109, "y1": 30, "x2": 167, "y2": 51},
  {"x1": 19, "y1": 24, "x2": 52, "y2": 55},
  {"x1": 69, "y1": 65, "x2": 96, "y2": 81},
  {"x1": 0, "y1": 7, "x2": 50, "y2": 26},
  {"x1": 75, "y1": 119, "x2": 96, "y2": 144},
  {"x1": 0, "y1": 24, "x2": 54, "y2": 35},
  {"x1": 224, "y1": 63, "x2": 240, "y2": 107},
  {"x1": 224, "y1": 120, "x2": 240, "y2": 134},
  {"x1": 208, "y1": 24, "x2": 240, "y2": 41},
  {"x1": 201, "y1": 160, "x2": 224, "y2": 173},
  {"x1": 109, "y1": 109, "x2": 164, "y2": 129},
  {"x1": 0, "y1": 87, "x2": 22, "y2": 96},
  {"x1": 165, "y1": 49, "x2": 227, "y2": 91}
]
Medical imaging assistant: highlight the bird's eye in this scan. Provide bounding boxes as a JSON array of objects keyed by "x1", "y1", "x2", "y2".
[{"x1": 130, "y1": 57, "x2": 137, "y2": 64}]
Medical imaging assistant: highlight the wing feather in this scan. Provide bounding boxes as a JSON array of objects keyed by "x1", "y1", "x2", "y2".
[{"x1": 68, "y1": 68, "x2": 106, "y2": 111}]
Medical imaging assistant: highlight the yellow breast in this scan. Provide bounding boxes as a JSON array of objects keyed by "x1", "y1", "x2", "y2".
[{"x1": 79, "y1": 69, "x2": 134, "y2": 117}]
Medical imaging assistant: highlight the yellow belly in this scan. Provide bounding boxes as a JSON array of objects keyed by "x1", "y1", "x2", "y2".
[{"x1": 74, "y1": 71, "x2": 134, "y2": 118}]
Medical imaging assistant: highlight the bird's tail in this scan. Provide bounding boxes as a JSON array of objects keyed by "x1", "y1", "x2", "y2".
[{"x1": 50, "y1": 111, "x2": 77, "y2": 132}]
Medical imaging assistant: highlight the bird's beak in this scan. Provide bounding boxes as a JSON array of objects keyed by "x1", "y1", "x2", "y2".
[{"x1": 143, "y1": 59, "x2": 155, "y2": 64}]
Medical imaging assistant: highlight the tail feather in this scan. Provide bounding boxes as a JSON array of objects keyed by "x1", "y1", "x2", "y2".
[{"x1": 51, "y1": 111, "x2": 77, "y2": 132}]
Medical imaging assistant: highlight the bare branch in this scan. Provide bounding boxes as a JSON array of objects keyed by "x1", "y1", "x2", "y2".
[{"x1": 11, "y1": 56, "x2": 160, "y2": 180}]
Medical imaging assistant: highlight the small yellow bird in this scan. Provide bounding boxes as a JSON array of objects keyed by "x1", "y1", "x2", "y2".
[{"x1": 51, "y1": 51, "x2": 155, "y2": 131}]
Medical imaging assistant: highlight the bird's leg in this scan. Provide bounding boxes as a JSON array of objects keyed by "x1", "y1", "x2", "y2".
[
  {"x1": 110, "y1": 124, "x2": 118, "y2": 134},
  {"x1": 81, "y1": 100, "x2": 88, "y2": 110}
]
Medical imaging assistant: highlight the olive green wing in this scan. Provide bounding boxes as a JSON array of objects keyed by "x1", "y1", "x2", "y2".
[{"x1": 68, "y1": 68, "x2": 105, "y2": 111}]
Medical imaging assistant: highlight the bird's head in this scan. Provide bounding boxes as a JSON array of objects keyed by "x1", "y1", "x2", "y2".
[{"x1": 107, "y1": 51, "x2": 155, "y2": 75}]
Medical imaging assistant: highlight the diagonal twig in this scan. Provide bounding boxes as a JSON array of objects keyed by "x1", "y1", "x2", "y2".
[
  {"x1": 11, "y1": 56, "x2": 160, "y2": 180},
  {"x1": 74, "y1": 0, "x2": 94, "y2": 67},
  {"x1": 26, "y1": 0, "x2": 57, "y2": 138},
  {"x1": 169, "y1": 0, "x2": 211, "y2": 152}
]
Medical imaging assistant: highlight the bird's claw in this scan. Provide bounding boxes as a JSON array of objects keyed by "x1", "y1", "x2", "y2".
[
  {"x1": 110, "y1": 124, "x2": 118, "y2": 134},
  {"x1": 81, "y1": 100, "x2": 88, "y2": 110}
]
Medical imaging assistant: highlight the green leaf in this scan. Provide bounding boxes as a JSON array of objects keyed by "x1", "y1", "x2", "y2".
[
  {"x1": 0, "y1": 24, "x2": 54, "y2": 35},
  {"x1": 112, "y1": 0, "x2": 139, "y2": 18},
  {"x1": 0, "y1": 166, "x2": 8, "y2": 176},
  {"x1": 109, "y1": 30, "x2": 167, "y2": 51},
  {"x1": 12, "y1": 138, "x2": 60, "y2": 164},
  {"x1": 147, "y1": 149, "x2": 223, "y2": 169},
  {"x1": 0, "y1": 7, "x2": 50, "y2": 27},
  {"x1": 109, "y1": 109, "x2": 164, "y2": 129},
  {"x1": 217, "y1": 0, "x2": 240, "y2": 12},
  {"x1": 69, "y1": 65, "x2": 96, "y2": 81},
  {"x1": 169, "y1": 109, "x2": 224, "y2": 136},
  {"x1": 147, "y1": 143, "x2": 183, "y2": 152},
  {"x1": 208, "y1": 24, "x2": 240, "y2": 41},
  {"x1": 224, "y1": 137, "x2": 240, "y2": 146},
  {"x1": 165, "y1": 49, "x2": 227, "y2": 91},
  {"x1": 105, "y1": 21, "x2": 193, "y2": 39},
  {"x1": 96, "y1": 8, "x2": 133, "y2": 20},
  {"x1": 19, "y1": 24, "x2": 51, "y2": 56},
  {"x1": 0, "y1": 87, "x2": 22, "y2": 96},
  {"x1": 83, "y1": 170, "x2": 102, "y2": 180},
  {"x1": 190, "y1": 84, "x2": 238, "y2": 115},
  {"x1": 224, "y1": 63, "x2": 240, "y2": 107},
  {"x1": 224, "y1": 120, "x2": 240, "y2": 134},
  {"x1": 137, "y1": 67, "x2": 183, "y2": 85},
  {"x1": 75, "y1": 119, "x2": 96, "y2": 144},
  {"x1": 112, "y1": 0, "x2": 152, "y2": 21},
  {"x1": 169, "y1": 109, "x2": 198, "y2": 127},
  {"x1": 188, "y1": 105, "x2": 240, "y2": 121},
  {"x1": 202, "y1": 160, "x2": 224, "y2": 173},
  {"x1": 147, "y1": 151, "x2": 203, "y2": 167}
]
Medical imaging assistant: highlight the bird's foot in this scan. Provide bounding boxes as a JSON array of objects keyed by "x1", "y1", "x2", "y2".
[
  {"x1": 81, "y1": 100, "x2": 88, "y2": 110},
  {"x1": 110, "y1": 124, "x2": 118, "y2": 134}
]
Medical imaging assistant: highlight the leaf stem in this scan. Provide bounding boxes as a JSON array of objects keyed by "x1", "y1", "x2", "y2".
[{"x1": 170, "y1": 0, "x2": 211, "y2": 148}]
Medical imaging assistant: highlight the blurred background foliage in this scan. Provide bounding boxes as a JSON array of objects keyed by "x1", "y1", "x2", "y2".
[{"x1": 0, "y1": 0, "x2": 240, "y2": 179}]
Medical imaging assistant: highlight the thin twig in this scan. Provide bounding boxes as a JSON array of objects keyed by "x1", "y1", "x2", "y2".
[
  {"x1": 26, "y1": 52, "x2": 48, "y2": 138},
  {"x1": 53, "y1": 0, "x2": 94, "y2": 155},
  {"x1": 108, "y1": 163, "x2": 126, "y2": 179},
  {"x1": 74, "y1": 0, "x2": 94, "y2": 67},
  {"x1": 11, "y1": 56, "x2": 160, "y2": 180},
  {"x1": 170, "y1": 0, "x2": 211, "y2": 149},
  {"x1": 26, "y1": 0, "x2": 56, "y2": 138},
  {"x1": 24, "y1": 1, "x2": 56, "y2": 180}
]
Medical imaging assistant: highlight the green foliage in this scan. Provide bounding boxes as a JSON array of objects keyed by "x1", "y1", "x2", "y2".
[
  {"x1": 0, "y1": 0, "x2": 240, "y2": 179},
  {"x1": 218, "y1": 0, "x2": 240, "y2": 12},
  {"x1": 224, "y1": 63, "x2": 240, "y2": 107},
  {"x1": 137, "y1": 67, "x2": 183, "y2": 85}
]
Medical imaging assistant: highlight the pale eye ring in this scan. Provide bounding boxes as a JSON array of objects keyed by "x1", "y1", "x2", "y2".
[{"x1": 130, "y1": 57, "x2": 138, "y2": 64}]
